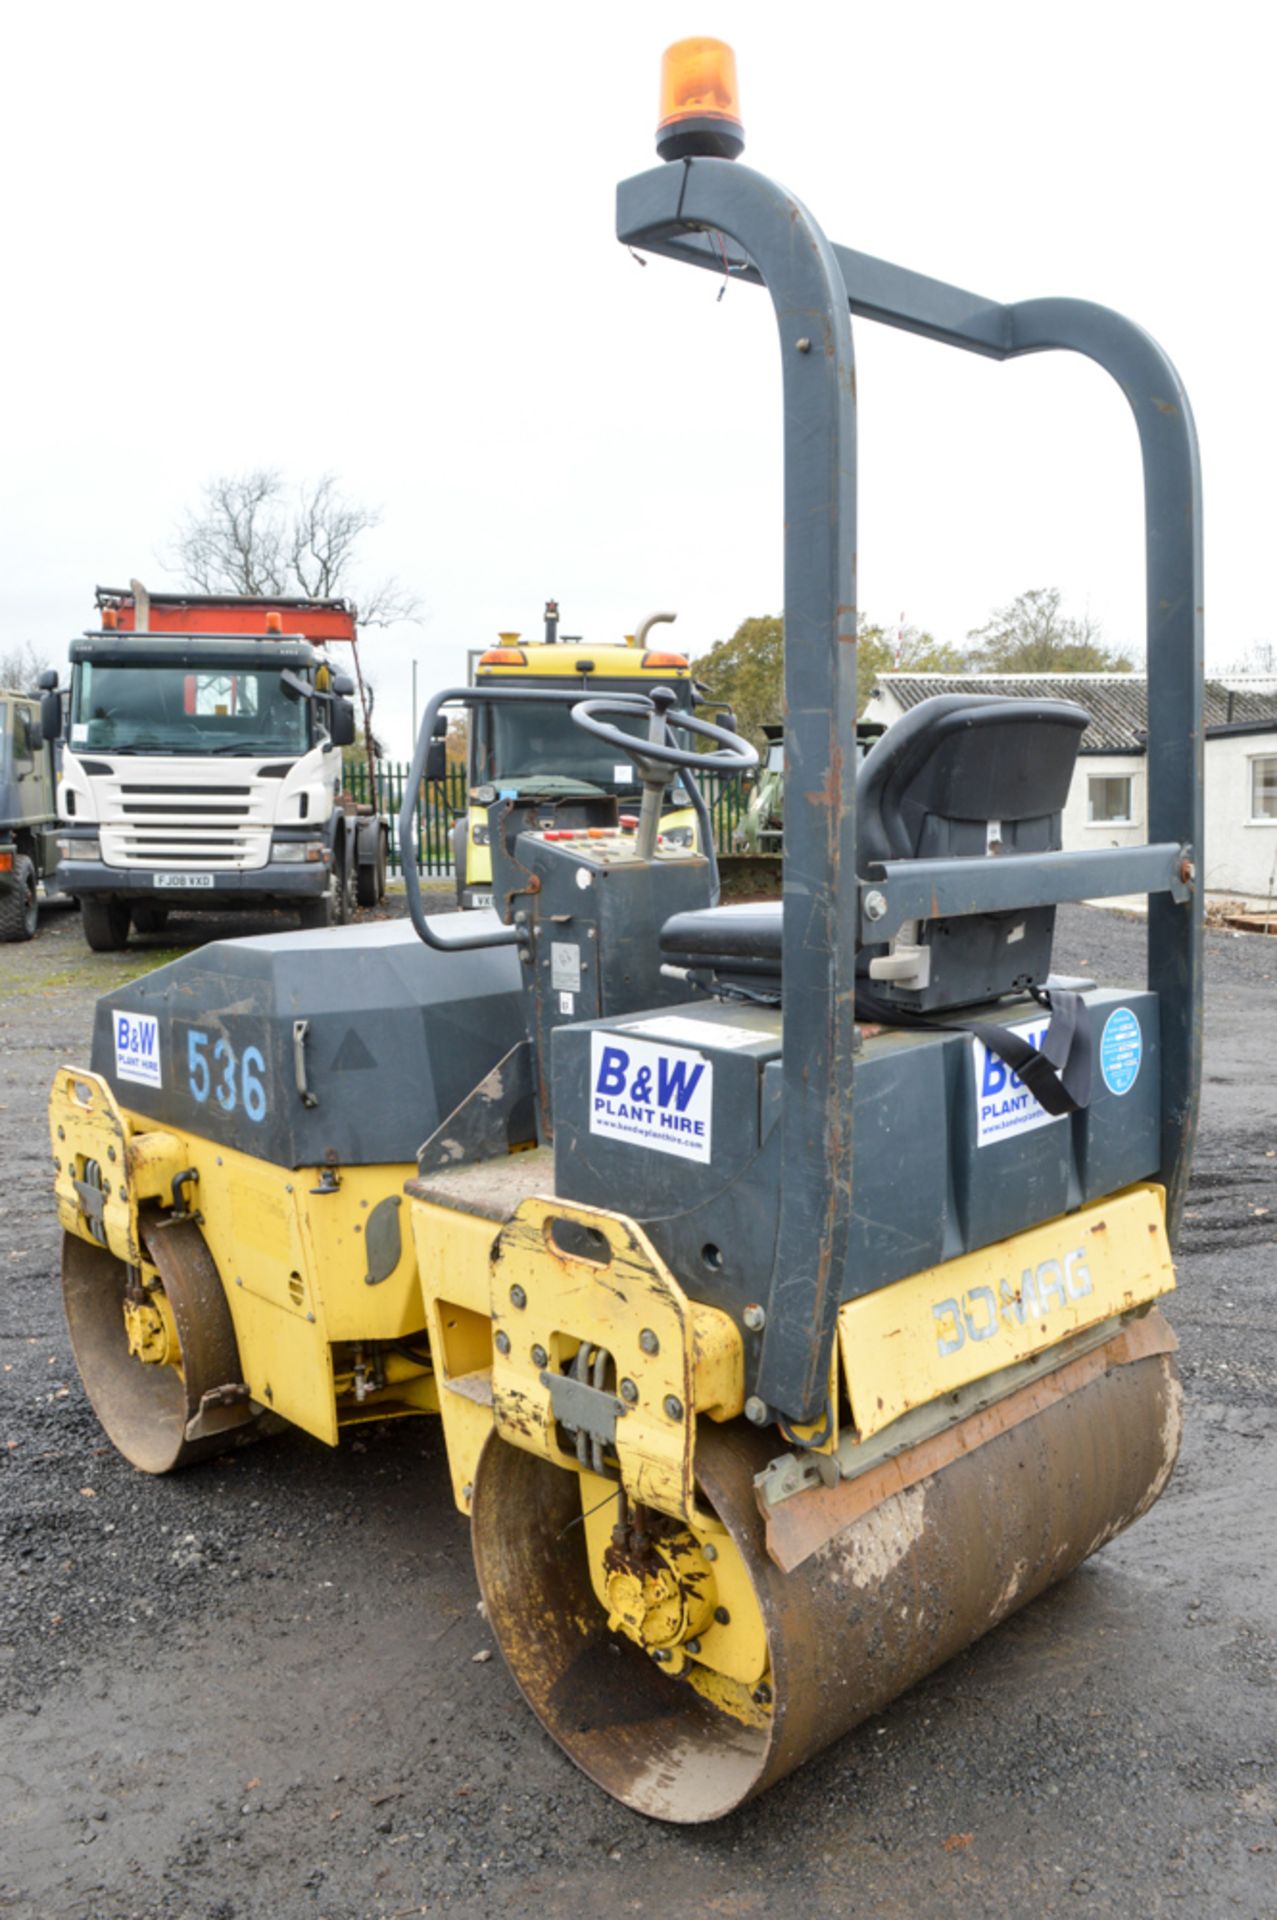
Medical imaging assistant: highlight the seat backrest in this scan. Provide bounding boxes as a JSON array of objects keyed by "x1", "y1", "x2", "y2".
[
  {"x1": 857, "y1": 693, "x2": 1089, "y2": 865},
  {"x1": 856, "y1": 693, "x2": 1090, "y2": 1012}
]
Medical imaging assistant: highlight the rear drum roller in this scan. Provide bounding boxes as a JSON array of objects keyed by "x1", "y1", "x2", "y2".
[
  {"x1": 61, "y1": 1218, "x2": 258, "y2": 1474},
  {"x1": 472, "y1": 1337, "x2": 1182, "y2": 1822}
]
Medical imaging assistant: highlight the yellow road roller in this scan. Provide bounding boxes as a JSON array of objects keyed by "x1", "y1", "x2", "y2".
[{"x1": 50, "y1": 38, "x2": 1202, "y2": 1822}]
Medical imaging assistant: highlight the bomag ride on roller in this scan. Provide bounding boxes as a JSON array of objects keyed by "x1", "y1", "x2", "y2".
[{"x1": 50, "y1": 39, "x2": 1202, "y2": 1823}]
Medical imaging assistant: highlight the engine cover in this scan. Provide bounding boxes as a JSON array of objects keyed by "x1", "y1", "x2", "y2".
[{"x1": 91, "y1": 918, "x2": 524, "y2": 1169}]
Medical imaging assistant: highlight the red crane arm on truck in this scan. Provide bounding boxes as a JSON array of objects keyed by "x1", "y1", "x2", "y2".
[{"x1": 93, "y1": 586, "x2": 357, "y2": 644}]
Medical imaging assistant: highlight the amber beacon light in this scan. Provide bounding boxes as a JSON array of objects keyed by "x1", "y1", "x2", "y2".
[{"x1": 656, "y1": 37, "x2": 744, "y2": 161}]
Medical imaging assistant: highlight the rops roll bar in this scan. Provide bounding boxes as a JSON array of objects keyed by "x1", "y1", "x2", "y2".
[{"x1": 617, "y1": 154, "x2": 1203, "y2": 1422}]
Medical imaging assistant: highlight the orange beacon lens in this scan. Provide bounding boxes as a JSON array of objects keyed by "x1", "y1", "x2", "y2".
[{"x1": 656, "y1": 38, "x2": 744, "y2": 162}]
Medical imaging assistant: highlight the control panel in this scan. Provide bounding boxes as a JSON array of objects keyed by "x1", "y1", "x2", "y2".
[{"x1": 527, "y1": 820, "x2": 696, "y2": 869}]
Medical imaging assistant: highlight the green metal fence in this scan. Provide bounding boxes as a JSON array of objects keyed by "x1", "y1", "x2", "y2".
[
  {"x1": 343, "y1": 761, "x2": 466, "y2": 876},
  {"x1": 344, "y1": 761, "x2": 746, "y2": 877},
  {"x1": 704, "y1": 777, "x2": 746, "y2": 852}
]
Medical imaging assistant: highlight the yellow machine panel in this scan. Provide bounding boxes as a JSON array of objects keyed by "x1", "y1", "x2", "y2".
[
  {"x1": 488, "y1": 1196, "x2": 743, "y2": 1524},
  {"x1": 50, "y1": 1065, "x2": 426, "y2": 1449},
  {"x1": 837, "y1": 1182, "x2": 1175, "y2": 1439},
  {"x1": 409, "y1": 1173, "x2": 744, "y2": 1524}
]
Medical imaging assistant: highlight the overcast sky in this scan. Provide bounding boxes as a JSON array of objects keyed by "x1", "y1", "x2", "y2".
[{"x1": 3, "y1": 1, "x2": 1271, "y2": 758}]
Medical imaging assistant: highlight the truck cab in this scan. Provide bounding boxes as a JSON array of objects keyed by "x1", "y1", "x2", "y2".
[
  {"x1": 46, "y1": 588, "x2": 372, "y2": 950},
  {"x1": 455, "y1": 606, "x2": 704, "y2": 908},
  {"x1": 0, "y1": 689, "x2": 60, "y2": 941}
]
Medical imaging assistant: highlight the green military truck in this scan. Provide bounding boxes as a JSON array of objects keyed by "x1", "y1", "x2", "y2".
[{"x1": 0, "y1": 688, "x2": 61, "y2": 941}]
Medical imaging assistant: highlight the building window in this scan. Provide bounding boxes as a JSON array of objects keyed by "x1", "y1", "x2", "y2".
[
  {"x1": 1088, "y1": 774, "x2": 1134, "y2": 825},
  {"x1": 1252, "y1": 755, "x2": 1277, "y2": 821}
]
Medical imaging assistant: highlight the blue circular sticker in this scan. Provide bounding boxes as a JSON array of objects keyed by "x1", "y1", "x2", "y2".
[{"x1": 1100, "y1": 1007, "x2": 1142, "y2": 1096}]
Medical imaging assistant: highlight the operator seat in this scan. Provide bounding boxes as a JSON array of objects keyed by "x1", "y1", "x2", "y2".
[{"x1": 659, "y1": 693, "x2": 1090, "y2": 1013}]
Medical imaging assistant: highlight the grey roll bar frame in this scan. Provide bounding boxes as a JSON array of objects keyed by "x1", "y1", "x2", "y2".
[
  {"x1": 616, "y1": 155, "x2": 1203, "y2": 1423},
  {"x1": 398, "y1": 682, "x2": 723, "y2": 952}
]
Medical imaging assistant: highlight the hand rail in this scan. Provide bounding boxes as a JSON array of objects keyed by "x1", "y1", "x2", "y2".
[{"x1": 860, "y1": 843, "x2": 1192, "y2": 943}]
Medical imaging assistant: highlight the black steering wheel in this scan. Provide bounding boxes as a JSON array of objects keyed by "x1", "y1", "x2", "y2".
[{"x1": 569, "y1": 689, "x2": 758, "y2": 776}]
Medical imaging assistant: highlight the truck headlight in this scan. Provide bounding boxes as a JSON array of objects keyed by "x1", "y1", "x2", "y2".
[
  {"x1": 657, "y1": 824, "x2": 695, "y2": 852},
  {"x1": 272, "y1": 839, "x2": 324, "y2": 864},
  {"x1": 471, "y1": 822, "x2": 490, "y2": 847},
  {"x1": 58, "y1": 835, "x2": 99, "y2": 860}
]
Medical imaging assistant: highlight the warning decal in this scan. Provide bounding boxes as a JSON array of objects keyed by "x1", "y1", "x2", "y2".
[{"x1": 1099, "y1": 1006, "x2": 1142, "y2": 1096}]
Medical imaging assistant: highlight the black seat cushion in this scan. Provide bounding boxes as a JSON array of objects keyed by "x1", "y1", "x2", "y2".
[{"x1": 660, "y1": 901, "x2": 783, "y2": 978}]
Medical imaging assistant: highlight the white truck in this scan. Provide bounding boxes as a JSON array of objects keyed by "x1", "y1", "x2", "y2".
[{"x1": 41, "y1": 586, "x2": 387, "y2": 950}]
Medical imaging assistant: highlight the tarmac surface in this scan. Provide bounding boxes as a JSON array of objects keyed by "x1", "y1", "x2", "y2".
[{"x1": 1, "y1": 898, "x2": 1274, "y2": 1919}]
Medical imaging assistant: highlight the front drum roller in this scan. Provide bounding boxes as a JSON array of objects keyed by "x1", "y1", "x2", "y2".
[
  {"x1": 472, "y1": 1341, "x2": 1182, "y2": 1822},
  {"x1": 61, "y1": 1218, "x2": 258, "y2": 1474}
]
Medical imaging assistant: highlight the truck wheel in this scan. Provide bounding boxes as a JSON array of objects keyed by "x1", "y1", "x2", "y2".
[
  {"x1": 296, "y1": 886, "x2": 336, "y2": 932},
  {"x1": 356, "y1": 829, "x2": 387, "y2": 909},
  {"x1": 81, "y1": 897, "x2": 131, "y2": 952},
  {"x1": 335, "y1": 839, "x2": 355, "y2": 925},
  {"x1": 452, "y1": 820, "x2": 467, "y2": 907},
  {"x1": 0, "y1": 856, "x2": 38, "y2": 942},
  {"x1": 131, "y1": 904, "x2": 169, "y2": 935}
]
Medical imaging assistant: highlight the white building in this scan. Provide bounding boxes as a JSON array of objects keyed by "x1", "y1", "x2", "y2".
[{"x1": 861, "y1": 673, "x2": 1277, "y2": 904}]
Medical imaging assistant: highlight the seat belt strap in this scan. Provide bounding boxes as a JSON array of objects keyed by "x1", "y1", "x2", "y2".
[{"x1": 856, "y1": 986, "x2": 1093, "y2": 1117}]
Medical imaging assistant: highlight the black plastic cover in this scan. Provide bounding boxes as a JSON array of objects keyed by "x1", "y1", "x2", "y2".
[{"x1": 91, "y1": 918, "x2": 524, "y2": 1169}]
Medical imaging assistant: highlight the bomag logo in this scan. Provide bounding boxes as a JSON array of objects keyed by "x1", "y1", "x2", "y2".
[{"x1": 930, "y1": 1250, "x2": 1092, "y2": 1357}]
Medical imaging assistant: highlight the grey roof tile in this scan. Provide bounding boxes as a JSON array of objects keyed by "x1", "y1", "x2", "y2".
[{"x1": 870, "y1": 675, "x2": 1277, "y2": 752}]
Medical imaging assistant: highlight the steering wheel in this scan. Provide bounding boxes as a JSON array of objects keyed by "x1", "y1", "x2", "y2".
[{"x1": 569, "y1": 689, "x2": 758, "y2": 776}]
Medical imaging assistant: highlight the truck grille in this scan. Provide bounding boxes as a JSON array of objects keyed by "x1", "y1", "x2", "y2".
[{"x1": 97, "y1": 773, "x2": 277, "y2": 870}]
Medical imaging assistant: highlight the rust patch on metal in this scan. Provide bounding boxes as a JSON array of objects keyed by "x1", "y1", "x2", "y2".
[{"x1": 762, "y1": 1309, "x2": 1179, "y2": 1573}]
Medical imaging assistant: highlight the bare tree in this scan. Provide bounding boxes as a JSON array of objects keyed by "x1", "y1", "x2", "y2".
[
  {"x1": 285, "y1": 475, "x2": 419, "y2": 628},
  {"x1": 0, "y1": 640, "x2": 55, "y2": 693},
  {"x1": 1220, "y1": 639, "x2": 1276, "y2": 676},
  {"x1": 172, "y1": 470, "x2": 421, "y2": 779},
  {"x1": 174, "y1": 470, "x2": 421, "y2": 627},
  {"x1": 176, "y1": 471, "x2": 290, "y2": 596}
]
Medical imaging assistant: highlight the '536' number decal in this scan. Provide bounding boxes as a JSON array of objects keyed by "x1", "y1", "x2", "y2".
[{"x1": 187, "y1": 1029, "x2": 267, "y2": 1123}]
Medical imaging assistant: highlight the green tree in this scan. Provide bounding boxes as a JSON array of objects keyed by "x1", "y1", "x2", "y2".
[
  {"x1": 966, "y1": 588, "x2": 1134, "y2": 673},
  {"x1": 693, "y1": 614, "x2": 965, "y2": 736},
  {"x1": 858, "y1": 622, "x2": 967, "y2": 696},
  {"x1": 445, "y1": 715, "x2": 469, "y2": 768},
  {"x1": 692, "y1": 615, "x2": 785, "y2": 745}
]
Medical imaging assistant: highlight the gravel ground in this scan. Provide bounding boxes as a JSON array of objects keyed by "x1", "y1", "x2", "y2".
[{"x1": 1, "y1": 899, "x2": 1274, "y2": 1920}]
